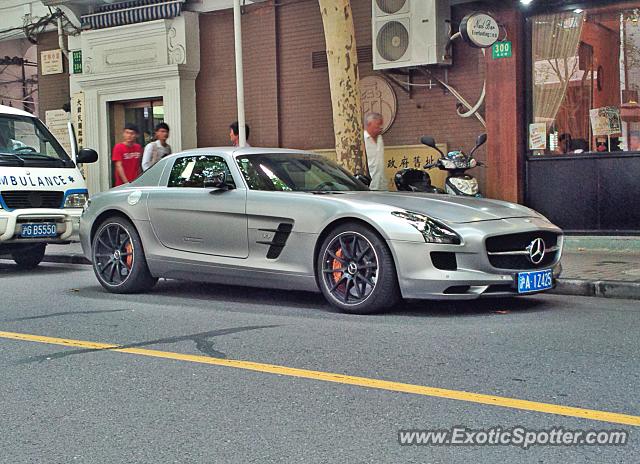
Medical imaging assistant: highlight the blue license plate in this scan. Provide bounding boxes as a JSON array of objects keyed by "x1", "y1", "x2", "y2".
[
  {"x1": 21, "y1": 223, "x2": 57, "y2": 238},
  {"x1": 517, "y1": 269, "x2": 553, "y2": 293}
]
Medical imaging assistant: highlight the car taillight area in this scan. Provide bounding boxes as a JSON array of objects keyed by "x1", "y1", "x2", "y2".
[{"x1": 486, "y1": 231, "x2": 562, "y2": 270}]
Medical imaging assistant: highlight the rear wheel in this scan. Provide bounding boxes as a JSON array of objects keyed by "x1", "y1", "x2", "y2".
[
  {"x1": 317, "y1": 223, "x2": 400, "y2": 314},
  {"x1": 91, "y1": 217, "x2": 157, "y2": 293},
  {"x1": 12, "y1": 243, "x2": 46, "y2": 269}
]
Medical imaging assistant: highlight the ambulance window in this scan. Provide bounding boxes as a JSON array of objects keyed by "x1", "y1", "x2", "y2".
[{"x1": 0, "y1": 115, "x2": 70, "y2": 164}]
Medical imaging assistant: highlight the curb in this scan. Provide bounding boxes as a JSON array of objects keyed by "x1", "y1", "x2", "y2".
[
  {"x1": 552, "y1": 279, "x2": 640, "y2": 300},
  {"x1": 43, "y1": 254, "x2": 91, "y2": 265}
]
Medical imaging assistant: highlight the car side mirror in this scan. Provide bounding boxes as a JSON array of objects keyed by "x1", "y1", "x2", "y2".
[
  {"x1": 204, "y1": 171, "x2": 228, "y2": 191},
  {"x1": 76, "y1": 148, "x2": 98, "y2": 164},
  {"x1": 354, "y1": 174, "x2": 371, "y2": 186}
]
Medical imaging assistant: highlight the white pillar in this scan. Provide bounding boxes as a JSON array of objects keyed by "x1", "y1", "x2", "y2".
[{"x1": 233, "y1": 0, "x2": 246, "y2": 147}]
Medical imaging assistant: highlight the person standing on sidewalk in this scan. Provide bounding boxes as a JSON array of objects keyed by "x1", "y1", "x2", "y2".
[
  {"x1": 141, "y1": 122, "x2": 172, "y2": 172},
  {"x1": 364, "y1": 112, "x2": 386, "y2": 190},
  {"x1": 112, "y1": 123, "x2": 142, "y2": 187}
]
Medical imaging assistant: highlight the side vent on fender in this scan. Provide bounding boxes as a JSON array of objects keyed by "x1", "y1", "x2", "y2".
[{"x1": 257, "y1": 223, "x2": 294, "y2": 259}]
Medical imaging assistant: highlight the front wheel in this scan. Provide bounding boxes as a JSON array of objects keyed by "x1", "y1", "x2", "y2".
[
  {"x1": 12, "y1": 243, "x2": 46, "y2": 269},
  {"x1": 317, "y1": 223, "x2": 400, "y2": 314},
  {"x1": 91, "y1": 217, "x2": 157, "y2": 293}
]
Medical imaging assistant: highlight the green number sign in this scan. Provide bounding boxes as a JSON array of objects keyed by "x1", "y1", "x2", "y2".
[
  {"x1": 492, "y1": 41, "x2": 512, "y2": 59},
  {"x1": 72, "y1": 50, "x2": 83, "y2": 74}
]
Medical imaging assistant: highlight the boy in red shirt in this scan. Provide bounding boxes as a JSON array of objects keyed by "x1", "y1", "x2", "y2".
[{"x1": 112, "y1": 123, "x2": 142, "y2": 186}]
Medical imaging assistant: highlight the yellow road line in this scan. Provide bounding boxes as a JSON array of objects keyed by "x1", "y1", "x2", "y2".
[{"x1": 1, "y1": 330, "x2": 639, "y2": 427}]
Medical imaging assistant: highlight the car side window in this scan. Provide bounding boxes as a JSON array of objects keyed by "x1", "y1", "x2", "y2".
[{"x1": 168, "y1": 155, "x2": 236, "y2": 188}]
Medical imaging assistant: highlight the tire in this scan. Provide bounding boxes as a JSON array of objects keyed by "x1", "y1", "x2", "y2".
[
  {"x1": 12, "y1": 243, "x2": 46, "y2": 269},
  {"x1": 317, "y1": 222, "x2": 400, "y2": 314},
  {"x1": 91, "y1": 216, "x2": 157, "y2": 293}
]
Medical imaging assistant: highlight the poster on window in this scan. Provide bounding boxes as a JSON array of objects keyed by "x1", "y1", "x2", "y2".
[
  {"x1": 590, "y1": 107, "x2": 622, "y2": 136},
  {"x1": 529, "y1": 123, "x2": 547, "y2": 150}
]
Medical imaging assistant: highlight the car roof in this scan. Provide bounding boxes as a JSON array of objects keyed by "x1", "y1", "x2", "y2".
[
  {"x1": 0, "y1": 104, "x2": 36, "y2": 118},
  {"x1": 176, "y1": 147, "x2": 322, "y2": 159}
]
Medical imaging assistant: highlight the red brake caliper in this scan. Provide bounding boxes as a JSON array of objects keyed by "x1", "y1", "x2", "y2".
[
  {"x1": 332, "y1": 248, "x2": 344, "y2": 288},
  {"x1": 124, "y1": 242, "x2": 133, "y2": 269}
]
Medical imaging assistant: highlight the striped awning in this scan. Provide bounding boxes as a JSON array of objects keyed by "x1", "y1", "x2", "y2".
[{"x1": 81, "y1": 0, "x2": 185, "y2": 30}]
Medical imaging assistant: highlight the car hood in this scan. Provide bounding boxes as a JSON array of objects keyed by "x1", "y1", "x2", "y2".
[{"x1": 339, "y1": 192, "x2": 543, "y2": 224}]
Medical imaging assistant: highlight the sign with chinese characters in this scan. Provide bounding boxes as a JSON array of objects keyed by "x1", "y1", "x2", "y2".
[
  {"x1": 40, "y1": 49, "x2": 63, "y2": 75},
  {"x1": 529, "y1": 123, "x2": 547, "y2": 150},
  {"x1": 492, "y1": 41, "x2": 512, "y2": 59},
  {"x1": 72, "y1": 50, "x2": 83, "y2": 74},
  {"x1": 71, "y1": 92, "x2": 85, "y2": 150},
  {"x1": 460, "y1": 13, "x2": 500, "y2": 48},
  {"x1": 45, "y1": 109, "x2": 71, "y2": 154},
  {"x1": 590, "y1": 106, "x2": 622, "y2": 136},
  {"x1": 360, "y1": 76, "x2": 397, "y2": 134},
  {"x1": 314, "y1": 144, "x2": 448, "y2": 191}
]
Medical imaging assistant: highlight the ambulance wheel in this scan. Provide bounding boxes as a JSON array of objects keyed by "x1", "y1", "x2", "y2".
[
  {"x1": 12, "y1": 243, "x2": 46, "y2": 269},
  {"x1": 92, "y1": 216, "x2": 157, "y2": 293}
]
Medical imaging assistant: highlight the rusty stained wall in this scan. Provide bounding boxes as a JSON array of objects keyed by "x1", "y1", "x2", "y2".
[{"x1": 196, "y1": 0, "x2": 488, "y2": 187}]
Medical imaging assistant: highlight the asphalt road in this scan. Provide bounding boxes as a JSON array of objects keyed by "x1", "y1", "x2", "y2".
[{"x1": 0, "y1": 261, "x2": 638, "y2": 463}]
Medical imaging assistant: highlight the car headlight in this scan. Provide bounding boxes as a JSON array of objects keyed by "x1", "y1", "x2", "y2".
[
  {"x1": 449, "y1": 177, "x2": 478, "y2": 195},
  {"x1": 64, "y1": 193, "x2": 88, "y2": 208},
  {"x1": 392, "y1": 211, "x2": 461, "y2": 244}
]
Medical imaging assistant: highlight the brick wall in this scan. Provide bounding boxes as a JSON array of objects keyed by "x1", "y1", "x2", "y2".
[
  {"x1": 36, "y1": 31, "x2": 70, "y2": 120},
  {"x1": 196, "y1": 4, "x2": 279, "y2": 147},
  {"x1": 196, "y1": 0, "x2": 488, "y2": 186}
]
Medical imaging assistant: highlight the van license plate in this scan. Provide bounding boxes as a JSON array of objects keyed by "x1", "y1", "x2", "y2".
[
  {"x1": 21, "y1": 223, "x2": 57, "y2": 238},
  {"x1": 517, "y1": 269, "x2": 553, "y2": 293}
]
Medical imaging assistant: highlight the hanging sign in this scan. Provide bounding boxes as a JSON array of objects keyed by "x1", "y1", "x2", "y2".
[
  {"x1": 40, "y1": 49, "x2": 63, "y2": 75},
  {"x1": 492, "y1": 41, "x2": 512, "y2": 59},
  {"x1": 71, "y1": 92, "x2": 85, "y2": 149},
  {"x1": 460, "y1": 13, "x2": 500, "y2": 48},
  {"x1": 45, "y1": 109, "x2": 72, "y2": 154},
  {"x1": 72, "y1": 50, "x2": 83, "y2": 74}
]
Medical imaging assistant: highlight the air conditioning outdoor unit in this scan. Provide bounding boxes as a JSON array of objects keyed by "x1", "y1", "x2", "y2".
[{"x1": 372, "y1": 0, "x2": 452, "y2": 70}]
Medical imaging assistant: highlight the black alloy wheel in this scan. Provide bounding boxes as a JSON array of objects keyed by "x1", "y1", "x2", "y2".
[
  {"x1": 318, "y1": 223, "x2": 400, "y2": 314},
  {"x1": 91, "y1": 217, "x2": 157, "y2": 293}
]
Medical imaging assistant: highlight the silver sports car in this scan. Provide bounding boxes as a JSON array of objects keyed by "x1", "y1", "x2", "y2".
[{"x1": 80, "y1": 148, "x2": 563, "y2": 314}]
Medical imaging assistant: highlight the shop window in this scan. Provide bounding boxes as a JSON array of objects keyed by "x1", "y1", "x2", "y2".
[{"x1": 529, "y1": 7, "x2": 640, "y2": 154}]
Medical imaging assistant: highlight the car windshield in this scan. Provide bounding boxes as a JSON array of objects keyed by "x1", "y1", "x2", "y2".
[
  {"x1": 0, "y1": 114, "x2": 71, "y2": 167},
  {"x1": 236, "y1": 153, "x2": 368, "y2": 192}
]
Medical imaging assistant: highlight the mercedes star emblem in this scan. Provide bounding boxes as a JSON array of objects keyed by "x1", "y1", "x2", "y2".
[{"x1": 527, "y1": 238, "x2": 546, "y2": 264}]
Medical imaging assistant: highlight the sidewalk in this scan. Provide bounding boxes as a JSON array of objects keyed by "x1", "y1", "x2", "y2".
[{"x1": 42, "y1": 240, "x2": 640, "y2": 300}]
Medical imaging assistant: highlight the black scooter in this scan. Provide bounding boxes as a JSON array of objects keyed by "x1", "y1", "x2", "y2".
[{"x1": 395, "y1": 134, "x2": 487, "y2": 197}]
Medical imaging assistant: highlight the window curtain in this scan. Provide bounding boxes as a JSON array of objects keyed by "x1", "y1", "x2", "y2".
[{"x1": 532, "y1": 11, "x2": 585, "y2": 126}]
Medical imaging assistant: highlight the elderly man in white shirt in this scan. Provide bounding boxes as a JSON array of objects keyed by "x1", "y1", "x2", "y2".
[{"x1": 364, "y1": 112, "x2": 386, "y2": 190}]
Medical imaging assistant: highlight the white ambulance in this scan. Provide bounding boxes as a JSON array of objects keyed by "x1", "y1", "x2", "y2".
[{"x1": 0, "y1": 104, "x2": 97, "y2": 268}]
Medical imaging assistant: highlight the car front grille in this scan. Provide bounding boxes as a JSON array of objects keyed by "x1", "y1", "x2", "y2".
[
  {"x1": 1, "y1": 191, "x2": 64, "y2": 210},
  {"x1": 486, "y1": 231, "x2": 561, "y2": 270}
]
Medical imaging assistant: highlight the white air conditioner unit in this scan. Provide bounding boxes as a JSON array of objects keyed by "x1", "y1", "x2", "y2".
[{"x1": 372, "y1": 0, "x2": 451, "y2": 70}]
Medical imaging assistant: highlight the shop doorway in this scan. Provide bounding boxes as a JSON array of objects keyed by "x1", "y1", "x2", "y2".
[{"x1": 108, "y1": 98, "x2": 164, "y2": 186}]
